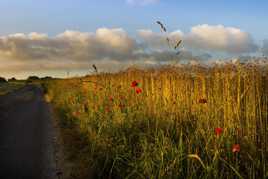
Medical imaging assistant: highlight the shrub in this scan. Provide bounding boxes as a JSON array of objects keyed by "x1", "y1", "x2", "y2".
[
  {"x1": 26, "y1": 76, "x2": 40, "y2": 83},
  {"x1": 0, "y1": 77, "x2": 7, "y2": 83},
  {"x1": 8, "y1": 77, "x2": 17, "y2": 82}
]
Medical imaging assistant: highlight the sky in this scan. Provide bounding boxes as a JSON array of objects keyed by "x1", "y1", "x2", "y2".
[{"x1": 0, "y1": 0, "x2": 268, "y2": 78}]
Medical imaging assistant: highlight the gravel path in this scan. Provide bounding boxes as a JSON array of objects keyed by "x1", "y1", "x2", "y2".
[{"x1": 0, "y1": 85, "x2": 57, "y2": 179}]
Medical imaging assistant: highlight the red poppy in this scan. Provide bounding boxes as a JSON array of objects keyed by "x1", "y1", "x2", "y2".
[
  {"x1": 199, "y1": 98, "x2": 207, "y2": 104},
  {"x1": 119, "y1": 104, "x2": 125, "y2": 109},
  {"x1": 72, "y1": 111, "x2": 80, "y2": 117},
  {"x1": 232, "y1": 144, "x2": 240, "y2": 153},
  {"x1": 109, "y1": 96, "x2": 114, "y2": 102},
  {"x1": 131, "y1": 80, "x2": 139, "y2": 87},
  {"x1": 215, "y1": 127, "x2": 223, "y2": 136},
  {"x1": 105, "y1": 107, "x2": 111, "y2": 113},
  {"x1": 135, "y1": 88, "x2": 142, "y2": 94}
]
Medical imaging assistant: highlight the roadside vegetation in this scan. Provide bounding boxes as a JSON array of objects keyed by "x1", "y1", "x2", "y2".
[
  {"x1": 44, "y1": 63, "x2": 268, "y2": 179},
  {"x1": 0, "y1": 77, "x2": 25, "y2": 96}
]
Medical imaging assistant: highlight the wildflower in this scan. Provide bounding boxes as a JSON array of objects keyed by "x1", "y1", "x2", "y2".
[
  {"x1": 105, "y1": 107, "x2": 111, "y2": 113},
  {"x1": 109, "y1": 96, "x2": 114, "y2": 102},
  {"x1": 72, "y1": 111, "x2": 80, "y2": 117},
  {"x1": 135, "y1": 88, "x2": 142, "y2": 94},
  {"x1": 215, "y1": 127, "x2": 223, "y2": 136},
  {"x1": 232, "y1": 144, "x2": 240, "y2": 153},
  {"x1": 119, "y1": 104, "x2": 125, "y2": 109},
  {"x1": 131, "y1": 80, "x2": 139, "y2": 88},
  {"x1": 199, "y1": 98, "x2": 207, "y2": 104}
]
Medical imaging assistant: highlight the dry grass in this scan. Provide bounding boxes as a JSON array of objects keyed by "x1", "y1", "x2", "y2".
[{"x1": 44, "y1": 63, "x2": 268, "y2": 179}]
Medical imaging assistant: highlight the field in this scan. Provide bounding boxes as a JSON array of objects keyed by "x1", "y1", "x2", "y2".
[
  {"x1": 45, "y1": 63, "x2": 268, "y2": 179},
  {"x1": 0, "y1": 82, "x2": 25, "y2": 96}
]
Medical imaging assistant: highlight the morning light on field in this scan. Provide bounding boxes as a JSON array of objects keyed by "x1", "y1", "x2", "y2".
[{"x1": 0, "y1": 0, "x2": 267, "y2": 179}]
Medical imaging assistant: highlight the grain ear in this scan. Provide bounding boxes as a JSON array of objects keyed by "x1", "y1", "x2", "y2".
[
  {"x1": 174, "y1": 40, "x2": 182, "y2": 50},
  {"x1": 92, "y1": 64, "x2": 98, "y2": 73},
  {"x1": 156, "y1": 21, "x2": 167, "y2": 32}
]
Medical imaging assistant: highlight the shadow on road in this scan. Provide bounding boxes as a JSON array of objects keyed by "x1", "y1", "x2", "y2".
[{"x1": 0, "y1": 85, "x2": 56, "y2": 179}]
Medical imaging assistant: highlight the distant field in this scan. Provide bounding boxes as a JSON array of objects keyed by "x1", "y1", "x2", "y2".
[
  {"x1": 0, "y1": 82, "x2": 25, "y2": 96},
  {"x1": 45, "y1": 63, "x2": 268, "y2": 179}
]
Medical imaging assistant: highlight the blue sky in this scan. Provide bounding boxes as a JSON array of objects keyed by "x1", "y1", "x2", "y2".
[
  {"x1": 0, "y1": 0, "x2": 268, "y2": 78},
  {"x1": 0, "y1": 0, "x2": 267, "y2": 40}
]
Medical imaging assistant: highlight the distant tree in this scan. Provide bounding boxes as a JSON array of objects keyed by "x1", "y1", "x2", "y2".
[
  {"x1": 41, "y1": 76, "x2": 53, "y2": 80},
  {"x1": 8, "y1": 77, "x2": 17, "y2": 82},
  {"x1": 27, "y1": 76, "x2": 39, "y2": 80},
  {"x1": 26, "y1": 76, "x2": 40, "y2": 83},
  {"x1": 0, "y1": 77, "x2": 7, "y2": 83}
]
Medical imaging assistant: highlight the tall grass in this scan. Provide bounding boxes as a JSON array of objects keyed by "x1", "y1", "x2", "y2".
[{"x1": 45, "y1": 63, "x2": 268, "y2": 179}]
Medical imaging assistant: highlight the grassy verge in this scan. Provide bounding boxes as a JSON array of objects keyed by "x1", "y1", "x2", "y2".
[{"x1": 53, "y1": 107, "x2": 93, "y2": 179}]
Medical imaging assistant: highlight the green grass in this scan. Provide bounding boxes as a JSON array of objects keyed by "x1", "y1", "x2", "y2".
[{"x1": 45, "y1": 64, "x2": 268, "y2": 179}]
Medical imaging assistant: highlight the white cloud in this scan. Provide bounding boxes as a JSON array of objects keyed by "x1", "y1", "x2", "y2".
[
  {"x1": 95, "y1": 28, "x2": 136, "y2": 53},
  {"x1": 126, "y1": 0, "x2": 159, "y2": 5},
  {"x1": 0, "y1": 28, "x2": 138, "y2": 62},
  {"x1": 138, "y1": 24, "x2": 258, "y2": 54},
  {"x1": 185, "y1": 24, "x2": 257, "y2": 53},
  {"x1": 0, "y1": 28, "x2": 145, "y2": 76},
  {"x1": 138, "y1": 29, "x2": 183, "y2": 51}
]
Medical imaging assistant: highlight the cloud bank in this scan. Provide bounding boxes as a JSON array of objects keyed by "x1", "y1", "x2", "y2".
[
  {"x1": 0, "y1": 28, "x2": 137, "y2": 62},
  {"x1": 0, "y1": 24, "x2": 261, "y2": 77},
  {"x1": 261, "y1": 39, "x2": 268, "y2": 56},
  {"x1": 138, "y1": 24, "x2": 258, "y2": 54}
]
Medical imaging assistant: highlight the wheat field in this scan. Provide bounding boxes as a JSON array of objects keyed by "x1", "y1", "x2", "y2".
[{"x1": 45, "y1": 63, "x2": 268, "y2": 179}]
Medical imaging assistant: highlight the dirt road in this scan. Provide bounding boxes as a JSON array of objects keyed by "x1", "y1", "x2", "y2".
[{"x1": 0, "y1": 85, "x2": 56, "y2": 179}]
